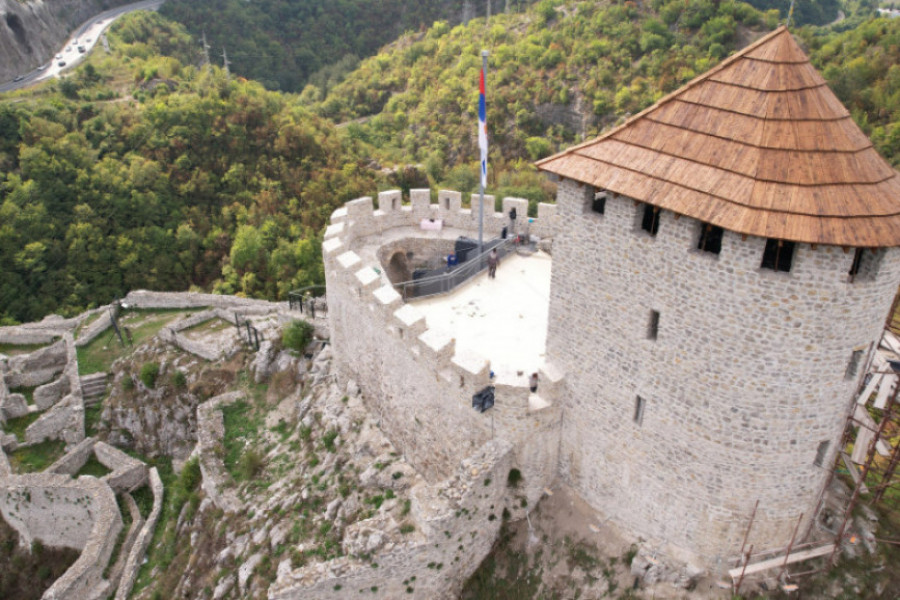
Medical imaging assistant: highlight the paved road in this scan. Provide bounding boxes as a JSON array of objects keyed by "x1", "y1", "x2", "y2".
[{"x1": 0, "y1": 0, "x2": 165, "y2": 94}]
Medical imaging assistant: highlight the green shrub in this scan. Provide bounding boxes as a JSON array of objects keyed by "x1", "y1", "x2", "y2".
[
  {"x1": 282, "y1": 320, "x2": 315, "y2": 352},
  {"x1": 322, "y1": 429, "x2": 339, "y2": 452},
  {"x1": 140, "y1": 362, "x2": 160, "y2": 388},
  {"x1": 507, "y1": 468, "x2": 523, "y2": 487},
  {"x1": 238, "y1": 449, "x2": 265, "y2": 481},
  {"x1": 173, "y1": 370, "x2": 187, "y2": 388},
  {"x1": 122, "y1": 375, "x2": 134, "y2": 391}
]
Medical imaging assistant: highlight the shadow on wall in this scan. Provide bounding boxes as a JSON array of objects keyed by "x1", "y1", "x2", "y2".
[{"x1": 386, "y1": 251, "x2": 411, "y2": 284}]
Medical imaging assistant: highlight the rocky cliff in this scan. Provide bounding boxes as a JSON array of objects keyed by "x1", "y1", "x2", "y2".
[{"x1": 0, "y1": 0, "x2": 129, "y2": 80}]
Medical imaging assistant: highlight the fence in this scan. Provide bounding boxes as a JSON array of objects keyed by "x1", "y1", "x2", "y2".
[
  {"x1": 288, "y1": 285, "x2": 328, "y2": 317},
  {"x1": 395, "y1": 236, "x2": 523, "y2": 301}
]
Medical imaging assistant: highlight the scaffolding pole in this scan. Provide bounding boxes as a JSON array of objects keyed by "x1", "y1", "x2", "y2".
[{"x1": 828, "y1": 380, "x2": 899, "y2": 567}]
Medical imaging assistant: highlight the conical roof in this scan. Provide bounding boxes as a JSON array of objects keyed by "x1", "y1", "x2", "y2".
[{"x1": 536, "y1": 26, "x2": 900, "y2": 247}]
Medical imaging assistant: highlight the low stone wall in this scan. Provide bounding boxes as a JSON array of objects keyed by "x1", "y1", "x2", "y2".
[
  {"x1": 4, "y1": 338, "x2": 68, "y2": 389},
  {"x1": 159, "y1": 327, "x2": 223, "y2": 362},
  {"x1": 0, "y1": 391, "x2": 29, "y2": 422},
  {"x1": 34, "y1": 373, "x2": 71, "y2": 410},
  {"x1": 123, "y1": 290, "x2": 284, "y2": 313},
  {"x1": 196, "y1": 391, "x2": 245, "y2": 513},
  {"x1": 0, "y1": 473, "x2": 122, "y2": 600},
  {"x1": 24, "y1": 334, "x2": 87, "y2": 446},
  {"x1": 115, "y1": 467, "x2": 165, "y2": 600},
  {"x1": 105, "y1": 493, "x2": 143, "y2": 594},
  {"x1": 0, "y1": 330, "x2": 62, "y2": 346},
  {"x1": 0, "y1": 446, "x2": 10, "y2": 478},
  {"x1": 269, "y1": 440, "x2": 514, "y2": 599},
  {"x1": 95, "y1": 441, "x2": 148, "y2": 493},
  {"x1": 48, "y1": 437, "x2": 98, "y2": 475},
  {"x1": 74, "y1": 310, "x2": 113, "y2": 348}
]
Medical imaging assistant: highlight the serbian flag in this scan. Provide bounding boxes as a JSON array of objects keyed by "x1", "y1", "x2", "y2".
[{"x1": 478, "y1": 66, "x2": 488, "y2": 189}]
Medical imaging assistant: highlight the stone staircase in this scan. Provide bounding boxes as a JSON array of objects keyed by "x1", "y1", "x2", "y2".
[{"x1": 80, "y1": 373, "x2": 109, "y2": 405}]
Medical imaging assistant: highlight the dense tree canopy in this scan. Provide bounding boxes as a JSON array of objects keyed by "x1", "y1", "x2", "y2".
[
  {"x1": 158, "y1": 0, "x2": 537, "y2": 92},
  {"x1": 309, "y1": 0, "x2": 775, "y2": 191},
  {"x1": 3, "y1": 1, "x2": 900, "y2": 325},
  {"x1": 0, "y1": 13, "x2": 374, "y2": 324}
]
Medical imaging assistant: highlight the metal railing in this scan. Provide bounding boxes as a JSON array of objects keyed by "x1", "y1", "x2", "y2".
[
  {"x1": 395, "y1": 237, "x2": 523, "y2": 301},
  {"x1": 288, "y1": 285, "x2": 327, "y2": 316}
]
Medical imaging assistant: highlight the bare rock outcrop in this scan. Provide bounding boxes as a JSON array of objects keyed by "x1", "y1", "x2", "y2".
[{"x1": 0, "y1": 0, "x2": 130, "y2": 80}]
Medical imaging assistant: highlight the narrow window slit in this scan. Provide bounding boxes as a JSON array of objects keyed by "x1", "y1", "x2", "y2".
[
  {"x1": 648, "y1": 310, "x2": 660, "y2": 340},
  {"x1": 634, "y1": 396, "x2": 645, "y2": 426},
  {"x1": 813, "y1": 440, "x2": 830, "y2": 467}
]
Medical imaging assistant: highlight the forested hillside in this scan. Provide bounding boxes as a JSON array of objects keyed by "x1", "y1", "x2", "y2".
[
  {"x1": 800, "y1": 18, "x2": 900, "y2": 167},
  {"x1": 0, "y1": 13, "x2": 374, "y2": 324},
  {"x1": 311, "y1": 0, "x2": 776, "y2": 195},
  {"x1": 3, "y1": 0, "x2": 900, "y2": 326},
  {"x1": 159, "y1": 0, "x2": 536, "y2": 92}
]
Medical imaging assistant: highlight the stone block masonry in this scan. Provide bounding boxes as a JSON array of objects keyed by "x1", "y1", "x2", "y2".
[
  {"x1": 324, "y1": 189, "x2": 562, "y2": 509},
  {"x1": 546, "y1": 177, "x2": 900, "y2": 565},
  {"x1": 114, "y1": 467, "x2": 164, "y2": 600},
  {"x1": 0, "y1": 473, "x2": 123, "y2": 600}
]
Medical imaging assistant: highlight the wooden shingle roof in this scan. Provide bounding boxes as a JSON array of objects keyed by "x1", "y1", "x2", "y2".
[{"x1": 536, "y1": 26, "x2": 900, "y2": 247}]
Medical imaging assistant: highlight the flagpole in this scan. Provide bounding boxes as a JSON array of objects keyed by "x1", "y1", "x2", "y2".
[{"x1": 478, "y1": 49, "x2": 488, "y2": 254}]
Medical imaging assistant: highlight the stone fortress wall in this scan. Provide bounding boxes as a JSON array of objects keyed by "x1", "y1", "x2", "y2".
[
  {"x1": 270, "y1": 439, "x2": 514, "y2": 600},
  {"x1": 0, "y1": 474, "x2": 123, "y2": 600},
  {"x1": 323, "y1": 189, "x2": 563, "y2": 507},
  {"x1": 547, "y1": 178, "x2": 900, "y2": 565},
  {"x1": 0, "y1": 289, "x2": 318, "y2": 600}
]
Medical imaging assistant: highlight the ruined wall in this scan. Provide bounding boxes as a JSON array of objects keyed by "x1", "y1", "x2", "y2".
[
  {"x1": 196, "y1": 391, "x2": 245, "y2": 513},
  {"x1": 324, "y1": 190, "x2": 561, "y2": 504},
  {"x1": 4, "y1": 337, "x2": 67, "y2": 388},
  {"x1": 269, "y1": 440, "x2": 514, "y2": 600},
  {"x1": 0, "y1": 473, "x2": 122, "y2": 599},
  {"x1": 114, "y1": 467, "x2": 163, "y2": 600},
  {"x1": 546, "y1": 178, "x2": 900, "y2": 564}
]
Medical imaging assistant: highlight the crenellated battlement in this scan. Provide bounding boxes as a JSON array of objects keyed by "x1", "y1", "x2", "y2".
[
  {"x1": 324, "y1": 189, "x2": 562, "y2": 507},
  {"x1": 323, "y1": 189, "x2": 558, "y2": 259}
]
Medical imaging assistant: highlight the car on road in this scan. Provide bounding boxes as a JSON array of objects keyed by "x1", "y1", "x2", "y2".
[
  {"x1": 37, "y1": 65, "x2": 46, "y2": 71},
  {"x1": 56, "y1": 54, "x2": 62, "y2": 60},
  {"x1": 13, "y1": 75, "x2": 23, "y2": 82},
  {"x1": 58, "y1": 60, "x2": 66, "y2": 67},
  {"x1": 78, "y1": 46, "x2": 86, "y2": 53}
]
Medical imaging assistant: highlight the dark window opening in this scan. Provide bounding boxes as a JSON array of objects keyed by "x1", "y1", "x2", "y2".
[
  {"x1": 648, "y1": 310, "x2": 660, "y2": 340},
  {"x1": 761, "y1": 239, "x2": 795, "y2": 272},
  {"x1": 848, "y1": 248, "x2": 883, "y2": 282},
  {"x1": 849, "y1": 248, "x2": 864, "y2": 278},
  {"x1": 813, "y1": 440, "x2": 830, "y2": 467},
  {"x1": 633, "y1": 396, "x2": 645, "y2": 426},
  {"x1": 641, "y1": 205, "x2": 660, "y2": 236},
  {"x1": 845, "y1": 349, "x2": 864, "y2": 380},
  {"x1": 592, "y1": 191, "x2": 607, "y2": 215},
  {"x1": 697, "y1": 223, "x2": 724, "y2": 255}
]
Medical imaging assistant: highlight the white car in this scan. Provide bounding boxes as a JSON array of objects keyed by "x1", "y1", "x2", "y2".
[{"x1": 56, "y1": 54, "x2": 62, "y2": 60}]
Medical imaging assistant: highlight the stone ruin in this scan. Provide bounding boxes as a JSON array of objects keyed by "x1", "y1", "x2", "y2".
[{"x1": 0, "y1": 290, "x2": 310, "y2": 599}]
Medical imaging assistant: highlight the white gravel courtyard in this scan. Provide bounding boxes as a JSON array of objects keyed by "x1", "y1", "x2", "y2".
[{"x1": 410, "y1": 250, "x2": 552, "y2": 386}]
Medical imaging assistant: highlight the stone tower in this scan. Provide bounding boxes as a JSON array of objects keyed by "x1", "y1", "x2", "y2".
[{"x1": 537, "y1": 26, "x2": 900, "y2": 564}]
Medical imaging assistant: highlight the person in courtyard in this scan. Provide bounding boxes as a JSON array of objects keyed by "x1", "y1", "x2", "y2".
[
  {"x1": 529, "y1": 372, "x2": 539, "y2": 393},
  {"x1": 488, "y1": 248, "x2": 499, "y2": 279}
]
